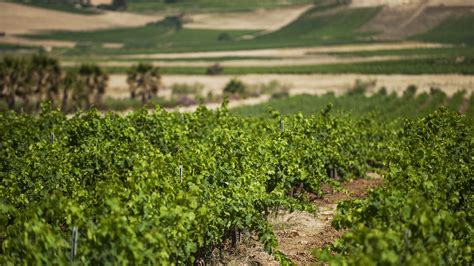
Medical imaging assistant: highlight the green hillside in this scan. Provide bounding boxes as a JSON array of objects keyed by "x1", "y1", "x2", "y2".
[
  {"x1": 126, "y1": 0, "x2": 315, "y2": 13},
  {"x1": 249, "y1": 5, "x2": 380, "y2": 47},
  {"x1": 25, "y1": 5, "x2": 381, "y2": 54},
  {"x1": 8, "y1": 0, "x2": 100, "y2": 14},
  {"x1": 8, "y1": 0, "x2": 316, "y2": 13},
  {"x1": 25, "y1": 24, "x2": 256, "y2": 51},
  {"x1": 412, "y1": 12, "x2": 474, "y2": 46}
]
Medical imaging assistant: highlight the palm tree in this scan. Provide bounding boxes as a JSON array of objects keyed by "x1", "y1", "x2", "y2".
[
  {"x1": 127, "y1": 63, "x2": 161, "y2": 104},
  {"x1": 77, "y1": 64, "x2": 108, "y2": 109},
  {"x1": 61, "y1": 71, "x2": 78, "y2": 112},
  {"x1": 0, "y1": 56, "x2": 30, "y2": 110},
  {"x1": 29, "y1": 54, "x2": 62, "y2": 109}
]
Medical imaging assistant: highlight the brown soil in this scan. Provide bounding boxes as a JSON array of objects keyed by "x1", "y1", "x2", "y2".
[
  {"x1": 314, "y1": 176, "x2": 384, "y2": 205},
  {"x1": 184, "y1": 4, "x2": 313, "y2": 31},
  {"x1": 120, "y1": 42, "x2": 446, "y2": 59},
  {"x1": 273, "y1": 177, "x2": 383, "y2": 264},
  {"x1": 361, "y1": 3, "x2": 472, "y2": 40},
  {"x1": 221, "y1": 238, "x2": 279, "y2": 266},
  {"x1": 352, "y1": 0, "x2": 474, "y2": 7},
  {"x1": 0, "y1": 36, "x2": 76, "y2": 48},
  {"x1": 428, "y1": 0, "x2": 474, "y2": 6},
  {"x1": 0, "y1": 2, "x2": 162, "y2": 35},
  {"x1": 105, "y1": 74, "x2": 474, "y2": 101},
  {"x1": 222, "y1": 175, "x2": 383, "y2": 265},
  {"x1": 65, "y1": 55, "x2": 405, "y2": 68},
  {"x1": 91, "y1": 0, "x2": 112, "y2": 5}
]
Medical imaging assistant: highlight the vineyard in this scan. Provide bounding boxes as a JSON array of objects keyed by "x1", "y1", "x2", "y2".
[
  {"x1": 235, "y1": 86, "x2": 474, "y2": 119},
  {"x1": 0, "y1": 89, "x2": 472, "y2": 263},
  {"x1": 1, "y1": 1, "x2": 474, "y2": 261},
  {"x1": 317, "y1": 109, "x2": 473, "y2": 264}
]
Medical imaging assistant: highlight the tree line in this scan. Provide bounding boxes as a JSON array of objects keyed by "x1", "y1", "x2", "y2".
[{"x1": 0, "y1": 55, "x2": 162, "y2": 112}]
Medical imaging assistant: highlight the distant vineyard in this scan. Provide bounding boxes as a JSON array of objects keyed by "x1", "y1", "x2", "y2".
[{"x1": 234, "y1": 86, "x2": 474, "y2": 120}]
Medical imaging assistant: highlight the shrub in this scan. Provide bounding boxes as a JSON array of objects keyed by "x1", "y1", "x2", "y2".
[
  {"x1": 348, "y1": 79, "x2": 376, "y2": 95},
  {"x1": 223, "y1": 78, "x2": 245, "y2": 95},
  {"x1": 217, "y1": 33, "x2": 232, "y2": 42},
  {"x1": 206, "y1": 63, "x2": 223, "y2": 75},
  {"x1": 103, "y1": 97, "x2": 141, "y2": 111},
  {"x1": 244, "y1": 80, "x2": 290, "y2": 98},
  {"x1": 271, "y1": 92, "x2": 289, "y2": 99},
  {"x1": 162, "y1": 16, "x2": 183, "y2": 29},
  {"x1": 171, "y1": 83, "x2": 204, "y2": 96}
]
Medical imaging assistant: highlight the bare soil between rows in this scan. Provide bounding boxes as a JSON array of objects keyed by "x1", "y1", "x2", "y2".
[
  {"x1": 222, "y1": 176, "x2": 383, "y2": 265},
  {"x1": 107, "y1": 74, "x2": 474, "y2": 100}
]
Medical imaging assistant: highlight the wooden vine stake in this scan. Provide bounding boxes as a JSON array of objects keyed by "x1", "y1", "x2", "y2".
[
  {"x1": 70, "y1": 226, "x2": 78, "y2": 264},
  {"x1": 330, "y1": 166, "x2": 338, "y2": 179},
  {"x1": 50, "y1": 132, "x2": 55, "y2": 144},
  {"x1": 280, "y1": 120, "x2": 285, "y2": 133},
  {"x1": 403, "y1": 228, "x2": 411, "y2": 250},
  {"x1": 178, "y1": 162, "x2": 183, "y2": 183}
]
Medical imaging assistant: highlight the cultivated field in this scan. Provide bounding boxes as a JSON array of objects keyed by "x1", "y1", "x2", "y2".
[
  {"x1": 1, "y1": 0, "x2": 473, "y2": 265},
  {"x1": 183, "y1": 4, "x2": 313, "y2": 31},
  {"x1": 0, "y1": 2, "x2": 161, "y2": 35},
  {"x1": 105, "y1": 73, "x2": 474, "y2": 99}
]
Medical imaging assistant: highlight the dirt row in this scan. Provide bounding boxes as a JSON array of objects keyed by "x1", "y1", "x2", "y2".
[
  {"x1": 65, "y1": 55, "x2": 405, "y2": 68},
  {"x1": 184, "y1": 4, "x2": 313, "y2": 31},
  {"x1": 106, "y1": 74, "x2": 474, "y2": 101},
  {"x1": 121, "y1": 42, "x2": 446, "y2": 59},
  {"x1": 0, "y1": 2, "x2": 162, "y2": 35},
  {"x1": 0, "y1": 1, "x2": 312, "y2": 35},
  {"x1": 222, "y1": 176, "x2": 383, "y2": 265}
]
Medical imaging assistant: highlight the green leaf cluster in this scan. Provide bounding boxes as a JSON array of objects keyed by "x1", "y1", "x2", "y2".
[
  {"x1": 316, "y1": 109, "x2": 473, "y2": 265},
  {"x1": 0, "y1": 104, "x2": 381, "y2": 264}
]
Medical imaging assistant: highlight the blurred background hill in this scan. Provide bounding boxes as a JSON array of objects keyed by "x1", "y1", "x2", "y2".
[{"x1": 1, "y1": 0, "x2": 473, "y2": 113}]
